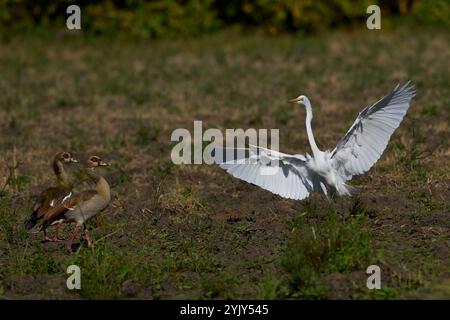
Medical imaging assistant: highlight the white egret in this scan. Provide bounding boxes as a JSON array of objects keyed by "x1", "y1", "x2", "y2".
[{"x1": 215, "y1": 82, "x2": 416, "y2": 200}]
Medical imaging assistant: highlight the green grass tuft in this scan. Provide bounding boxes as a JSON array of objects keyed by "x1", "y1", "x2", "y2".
[{"x1": 282, "y1": 208, "x2": 374, "y2": 299}]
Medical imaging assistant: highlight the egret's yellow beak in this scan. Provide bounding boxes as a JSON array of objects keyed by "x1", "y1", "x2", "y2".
[{"x1": 288, "y1": 97, "x2": 302, "y2": 104}]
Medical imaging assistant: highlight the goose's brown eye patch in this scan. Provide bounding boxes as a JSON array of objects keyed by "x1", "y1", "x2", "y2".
[{"x1": 63, "y1": 154, "x2": 69, "y2": 158}]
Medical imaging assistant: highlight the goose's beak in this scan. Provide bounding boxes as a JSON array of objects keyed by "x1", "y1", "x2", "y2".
[
  {"x1": 99, "y1": 160, "x2": 109, "y2": 167},
  {"x1": 288, "y1": 97, "x2": 301, "y2": 104}
]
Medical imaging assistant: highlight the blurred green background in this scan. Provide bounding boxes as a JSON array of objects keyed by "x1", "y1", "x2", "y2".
[{"x1": 0, "y1": 0, "x2": 448, "y2": 38}]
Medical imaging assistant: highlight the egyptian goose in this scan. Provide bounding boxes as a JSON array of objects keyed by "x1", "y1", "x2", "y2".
[
  {"x1": 25, "y1": 152, "x2": 78, "y2": 241},
  {"x1": 41, "y1": 156, "x2": 111, "y2": 252}
]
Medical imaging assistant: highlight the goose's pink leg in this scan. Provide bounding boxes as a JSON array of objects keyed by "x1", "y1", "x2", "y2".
[
  {"x1": 43, "y1": 229, "x2": 52, "y2": 242},
  {"x1": 82, "y1": 226, "x2": 93, "y2": 249},
  {"x1": 66, "y1": 226, "x2": 80, "y2": 253},
  {"x1": 43, "y1": 226, "x2": 64, "y2": 242},
  {"x1": 54, "y1": 225, "x2": 64, "y2": 241}
]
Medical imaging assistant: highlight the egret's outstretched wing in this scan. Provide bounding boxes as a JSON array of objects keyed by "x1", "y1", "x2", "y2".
[
  {"x1": 214, "y1": 145, "x2": 314, "y2": 200},
  {"x1": 331, "y1": 81, "x2": 416, "y2": 180}
]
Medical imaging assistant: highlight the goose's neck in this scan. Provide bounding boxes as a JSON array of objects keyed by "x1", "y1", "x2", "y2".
[
  {"x1": 305, "y1": 104, "x2": 321, "y2": 158},
  {"x1": 86, "y1": 168, "x2": 111, "y2": 201},
  {"x1": 53, "y1": 160, "x2": 70, "y2": 187}
]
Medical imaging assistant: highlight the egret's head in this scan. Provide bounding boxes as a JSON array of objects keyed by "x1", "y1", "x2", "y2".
[{"x1": 288, "y1": 95, "x2": 310, "y2": 107}]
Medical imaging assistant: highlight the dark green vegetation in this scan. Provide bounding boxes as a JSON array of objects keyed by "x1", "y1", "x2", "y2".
[
  {"x1": 1, "y1": 0, "x2": 449, "y2": 38},
  {"x1": 0, "y1": 25, "x2": 449, "y2": 299}
]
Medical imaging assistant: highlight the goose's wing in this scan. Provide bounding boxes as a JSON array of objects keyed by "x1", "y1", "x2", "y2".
[
  {"x1": 34, "y1": 187, "x2": 70, "y2": 215},
  {"x1": 41, "y1": 190, "x2": 98, "y2": 229},
  {"x1": 25, "y1": 187, "x2": 71, "y2": 230},
  {"x1": 331, "y1": 82, "x2": 416, "y2": 181},
  {"x1": 214, "y1": 144, "x2": 314, "y2": 200}
]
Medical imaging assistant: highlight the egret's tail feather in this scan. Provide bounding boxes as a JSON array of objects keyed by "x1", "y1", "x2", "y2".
[
  {"x1": 335, "y1": 183, "x2": 358, "y2": 197},
  {"x1": 345, "y1": 184, "x2": 359, "y2": 196}
]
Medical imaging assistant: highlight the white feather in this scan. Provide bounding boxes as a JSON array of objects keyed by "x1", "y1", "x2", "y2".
[{"x1": 215, "y1": 82, "x2": 416, "y2": 200}]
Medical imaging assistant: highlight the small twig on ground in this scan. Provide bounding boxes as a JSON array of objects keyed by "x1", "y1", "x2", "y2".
[{"x1": 12, "y1": 141, "x2": 18, "y2": 185}]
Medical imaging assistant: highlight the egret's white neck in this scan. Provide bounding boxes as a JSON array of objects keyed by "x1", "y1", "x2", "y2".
[{"x1": 304, "y1": 100, "x2": 321, "y2": 158}]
